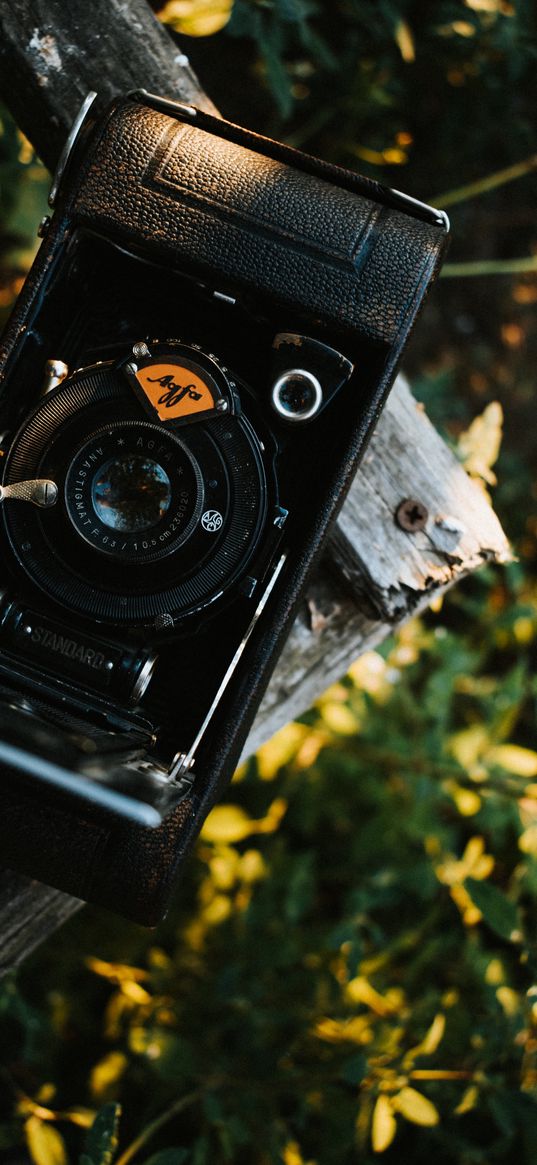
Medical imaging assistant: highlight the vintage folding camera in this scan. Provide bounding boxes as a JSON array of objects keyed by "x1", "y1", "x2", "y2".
[{"x1": 0, "y1": 91, "x2": 449, "y2": 922}]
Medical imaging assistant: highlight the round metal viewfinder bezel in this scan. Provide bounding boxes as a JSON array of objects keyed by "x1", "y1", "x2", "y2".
[{"x1": 271, "y1": 368, "x2": 323, "y2": 422}]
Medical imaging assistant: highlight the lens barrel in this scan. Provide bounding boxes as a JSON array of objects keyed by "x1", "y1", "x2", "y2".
[{"x1": 1, "y1": 350, "x2": 268, "y2": 626}]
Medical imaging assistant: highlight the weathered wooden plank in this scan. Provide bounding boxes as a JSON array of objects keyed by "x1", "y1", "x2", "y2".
[
  {"x1": 0, "y1": 871, "x2": 81, "y2": 975},
  {"x1": 329, "y1": 377, "x2": 509, "y2": 621},
  {"x1": 247, "y1": 375, "x2": 510, "y2": 754},
  {"x1": 0, "y1": 0, "x2": 510, "y2": 972}
]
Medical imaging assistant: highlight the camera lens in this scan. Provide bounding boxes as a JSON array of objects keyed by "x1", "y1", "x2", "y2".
[
  {"x1": 65, "y1": 422, "x2": 204, "y2": 563},
  {"x1": 92, "y1": 455, "x2": 172, "y2": 533},
  {"x1": 3, "y1": 352, "x2": 268, "y2": 624}
]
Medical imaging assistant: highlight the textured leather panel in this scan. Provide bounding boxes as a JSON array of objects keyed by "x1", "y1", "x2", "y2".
[
  {"x1": 0, "y1": 775, "x2": 196, "y2": 922},
  {"x1": 0, "y1": 777, "x2": 108, "y2": 901},
  {"x1": 0, "y1": 95, "x2": 448, "y2": 924},
  {"x1": 71, "y1": 101, "x2": 442, "y2": 346},
  {"x1": 149, "y1": 124, "x2": 379, "y2": 258}
]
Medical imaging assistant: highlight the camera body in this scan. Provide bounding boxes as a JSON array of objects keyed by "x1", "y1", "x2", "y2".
[{"x1": 0, "y1": 92, "x2": 448, "y2": 922}]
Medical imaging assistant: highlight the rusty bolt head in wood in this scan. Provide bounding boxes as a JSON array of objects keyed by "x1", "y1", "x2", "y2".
[{"x1": 395, "y1": 498, "x2": 429, "y2": 533}]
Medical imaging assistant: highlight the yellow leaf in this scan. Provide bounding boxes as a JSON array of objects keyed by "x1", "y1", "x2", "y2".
[
  {"x1": 313, "y1": 1016, "x2": 373, "y2": 1045},
  {"x1": 239, "y1": 849, "x2": 267, "y2": 883},
  {"x1": 417, "y1": 1013, "x2": 446, "y2": 1057},
  {"x1": 519, "y1": 825, "x2": 537, "y2": 855},
  {"x1": 439, "y1": 19, "x2": 477, "y2": 35},
  {"x1": 36, "y1": 1085, "x2": 56, "y2": 1105},
  {"x1": 429, "y1": 593, "x2": 444, "y2": 613},
  {"x1": 209, "y1": 847, "x2": 239, "y2": 889},
  {"x1": 485, "y1": 958, "x2": 504, "y2": 985},
  {"x1": 348, "y1": 651, "x2": 391, "y2": 700},
  {"x1": 201, "y1": 893, "x2": 232, "y2": 925},
  {"x1": 383, "y1": 147, "x2": 408, "y2": 165},
  {"x1": 448, "y1": 783, "x2": 482, "y2": 817},
  {"x1": 282, "y1": 1141, "x2": 313, "y2": 1165},
  {"x1": 371, "y1": 1095, "x2": 397, "y2": 1153},
  {"x1": 256, "y1": 723, "x2": 308, "y2": 779},
  {"x1": 513, "y1": 616, "x2": 534, "y2": 644},
  {"x1": 89, "y1": 1050, "x2": 128, "y2": 1101},
  {"x1": 455, "y1": 1084, "x2": 479, "y2": 1114},
  {"x1": 462, "y1": 835, "x2": 494, "y2": 879},
  {"x1": 457, "y1": 401, "x2": 503, "y2": 484},
  {"x1": 120, "y1": 980, "x2": 152, "y2": 1004},
  {"x1": 392, "y1": 1086, "x2": 440, "y2": 1127},
  {"x1": 85, "y1": 957, "x2": 149, "y2": 984},
  {"x1": 62, "y1": 1108, "x2": 95, "y2": 1129},
  {"x1": 496, "y1": 986, "x2": 519, "y2": 1016},
  {"x1": 450, "y1": 884, "x2": 483, "y2": 926},
  {"x1": 25, "y1": 1117, "x2": 68, "y2": 1165},
  {"x1": 159, "y1": 0, "x2": 233, "y2": 37},
  {"x1": 394, "y1": 19, "x2": 415, "y2": 61},
  {"x1": 261, "y1": 797, "x2": 288, "y2": 832},
  {"x1": 436, "y1": 835, "x2": 494, "y2": 889},
  {"x1": 104, "y1": 991, "x2": 136, "y2": 1041},
  {"x1": 465, "y1": 0, "x2": 504, "y2": 10},
  {"x1": 201, "y1": 804, "x2": 254, "y2": 843},
  {"x1": 449, "y1": 724, "x2": 489, "y2": 769},
  {"x1": 320, "y1": 702, "x2": 358, "y2": 735},
  {"x1": 294, "y1": 728, "x2": 329, "y2": 769},
  {"x1": 201, "y1": 798, "x2": 287, "y2": 843},
  {"x1": 148, "y1": 946, "x2": 172, "y2": 970},
  {"x1": 352, "y1": 145, "x2": 390, "y2": 166},
  {"x1": 345, "y1": 976, "x2": 395, "y2": 1016},
  {"x1": 202, "y1": 810, "x2": 242, "y2": 846},
  {"x1": 488, "y1": 744, "x2": 537, "y2": 777},
  {"x1": 17, "y1": 130, "x2": 34, "y2": 165}
]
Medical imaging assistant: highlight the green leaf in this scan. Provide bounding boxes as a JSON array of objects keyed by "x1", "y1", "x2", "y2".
[
  {"x1": 284, "y1": 853, "x2": 315, "y2": 922},
  {"x1": 465, "y1": 878, "x2": 520, "y2": 942},
  {"x1": 81, "y1": 1103, "x2": 121, "y2": 1165},
  {"x1": 340, "y1": 1052, "x2": 367, "y2": 1085},
  {"x1": 192, "y1": 1138, "x2": 210, "y2": 1165}
]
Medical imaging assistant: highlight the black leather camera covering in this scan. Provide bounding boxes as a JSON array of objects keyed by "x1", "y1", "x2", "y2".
[{"x1": 0, "y1": 95, "x2": 448, "y2": 923}]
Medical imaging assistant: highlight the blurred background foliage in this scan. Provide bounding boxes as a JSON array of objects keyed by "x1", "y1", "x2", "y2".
[{"x1": 0, "y1": 0, "x2": 537, "y2": 1161}]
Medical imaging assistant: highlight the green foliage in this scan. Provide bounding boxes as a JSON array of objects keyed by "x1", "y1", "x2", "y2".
[
  {"x1": 0, "y1": 101, "x2": 48, "y2": 330},
  {"x1": 1, "y1": 582, "x2": 537, "y2": 1163},
  {"x1": 81, "y1": 1105, "x2": 121, "y2": 1165},
  {"x1": 464, "y1": 876, "x2": 520, "y2": 942},
  {"x1": 167, "y1": 0, "x2": 537, "y2": 191}
]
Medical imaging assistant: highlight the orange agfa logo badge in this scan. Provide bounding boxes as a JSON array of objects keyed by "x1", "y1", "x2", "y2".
[{"x1": 135, "y1": 362, "x2": 216, "y2": 422}]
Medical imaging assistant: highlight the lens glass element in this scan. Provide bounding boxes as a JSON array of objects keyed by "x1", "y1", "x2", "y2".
[
  {"x1": 272, "y1": 369, "x2": 322, "y2": 421},
  {"x1": 279, "y1": 375, "x2": 316, "y2": 415},
  {"x1": 91, "y1": 455, "x2": 172, "y2": 533}
]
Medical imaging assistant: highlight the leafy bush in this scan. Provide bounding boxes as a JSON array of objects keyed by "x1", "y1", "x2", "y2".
[{"x1": 2, "y1": 596, "x2": 537, "y2": 1162}]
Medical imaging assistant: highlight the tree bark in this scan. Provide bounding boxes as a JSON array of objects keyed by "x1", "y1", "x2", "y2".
[
  {"x1": 0, "y1": 0, "x2": 510, "y2": 974},
  {"x1": 0, "y1": 0, "x2": 217, "y2": 173}
]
